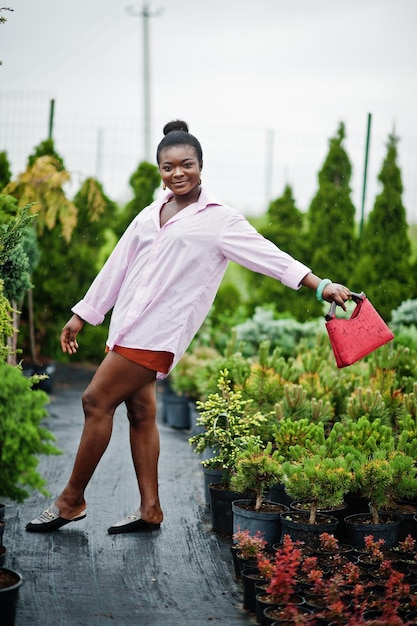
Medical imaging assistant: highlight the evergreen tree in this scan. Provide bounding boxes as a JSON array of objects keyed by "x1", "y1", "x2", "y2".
[
  {"x1": 0, "y1": 151, "x2": 12, "y2": 189},
  {"x1": 245, "y1": 185, "x2": 314, "y2": 321},
  {"x1": 355, "y1": 131, "x2": 413, "y2": 320},
  {"x1": 0, "y1": 195, "x2": 36, "y2": 303},
  {"x1": 27, "y1": 178, "x2": 118, "y2": 360},
  {"x1": 306, "y1": 123, "x2": 357, "y2": 315},
  {"x1": 27, "y1": 138, "x2": 66, "y2": 171},
  {"x1": 116, "y1": 161, "x2": 160, "y2": 236}
]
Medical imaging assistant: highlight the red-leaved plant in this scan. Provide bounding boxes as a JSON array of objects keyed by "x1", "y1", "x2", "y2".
[
  {"x1": 318, "y1": 531, "x2": 339, "y2": 551},
  {"x1": 398, "y1": 534, "x2": 416, "y2": 552},
  {"x1": 256, "y1": 551, "x2": 273, "y2": 580},
  {"x1": 363, "y1": 534, "x2": 385, "y2": 562},
  {"x1": 232, "y1": 527, "x2": 266, "y2": 560},
  {"x1": 267, "y1": 534, "x2": 302, "y2": 604}
]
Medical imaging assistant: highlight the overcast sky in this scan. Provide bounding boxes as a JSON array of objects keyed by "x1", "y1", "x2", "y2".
[{"x1": 1, "y1": 0, "x2": 417, "y2": 220}]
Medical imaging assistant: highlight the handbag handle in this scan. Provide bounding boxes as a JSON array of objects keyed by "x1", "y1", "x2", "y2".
[{"x1": 325, "y1": 291, "x2": 365, "y2": 321}]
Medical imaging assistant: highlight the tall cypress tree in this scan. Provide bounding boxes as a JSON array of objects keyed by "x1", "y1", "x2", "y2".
[
  {"x1": 0, "y1": 151, "x2": 12, "y2": 189},
  {"x1": 245, "y1": 184, "x2": 313, "y2": 321},
  {"x1": 354, "y1": 131, "x2": 413, "y2": 320},
  {"x1": 26, "y1": 178, "x2": 118, "y2": 360},
  {"x1": 115, "y1": 161, "x2": 161, "y2": 236},
  {"x1": 306, "y1": 123, "x2": 357, "y2": 315}
]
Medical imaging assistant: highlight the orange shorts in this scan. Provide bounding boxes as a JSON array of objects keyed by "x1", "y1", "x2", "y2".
[{"x1": 106, "y1": 346, "x2": 174, "y2": 374}]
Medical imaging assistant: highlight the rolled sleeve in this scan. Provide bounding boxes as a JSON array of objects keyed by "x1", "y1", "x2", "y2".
[
  {"x1": 72, "y1": 300, "x2": 105, "y2": 326},
  {"x1": 280, "y1": 259, "x2": 311, "y2": 290},
  {"x1": 220, "y1": 211, "x2": 311, "y2": 289}
]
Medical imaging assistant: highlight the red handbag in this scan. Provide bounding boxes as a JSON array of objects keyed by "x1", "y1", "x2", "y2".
[{"x1": 325, "y1": 292, "x2": 394, "y2": 368}]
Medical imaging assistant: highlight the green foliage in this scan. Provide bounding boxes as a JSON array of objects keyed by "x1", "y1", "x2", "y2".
[
  {"x1": 235, "y1": 306, "x2": 322, "y2": 357},
  {"x1": 230, "y1": 440, "x2": 283, "y2": 510},
  {"x1": 0, "y1": 280, "x2": 15, "y2": 361},
  {"x1": 169, "y1": 345, "x2": 220, "y2": 400},
  {"x1": 4, "y1": 154, "x2": 77, "y2": 243},
  {"x1": 389, "y1": 300, "x2": 417, "y2": 352},
  {"x1": 326, "y1": 416, "x2": 394, "y2": 457},
  {"x1": 188, "y1": 369, "x2": 265, "y2": 484},
  {"x1": 274, "y1": 382, "x2": 334, "y2": 427},
  {"x1": 21, "y1": 178, "x2": 117, "y2": 361},
  {"x1": 395, "y1": 385, "x2": 417, "y2": 457},
  {"x1": 391, "y1": 299, "x2": 417, "y2": 328},
  {"x1": 306, "y1": 123, "x2": 357, "y2": 312},
  {"x1": 345, "y1": 387, "x2": 390, "y2": 425},
  {"x1": 355, "y1": 132, "x2": 413, "y2": 320},
  {"x1": 367, "y1": 342, "x2": 417, "y2": 394},
  {"x1": 0, "y1": 151, "x2": 12, "y2": 188},
  {"x1": 282, "y1": 454, "x2": 354, "y2": 524},
  {"x1": 352, "y1": 450, "x2": 417, "y2": 523},
  {"x1": 271, "y1": 417, "x2": 325, "y2": 461},
  {"x1": 116, "y1": 161, "x2": 160, "y2": 235},
  {"x1": 206, "y1": 281, "x2": 247, "y2": 352},
  {"x1": 27, "y1": 138, "x2": 66, "y2": 170},
  {"x1": 185, "y1": 330, "x2": 251, "y2": 400},
  {"x1": 0, "y1": 197, "x2": 38, "y2": 304},
  {"x1": 245, "y1": 185, "x2": 313, "y2": 321},
  {"x1": 0, "y1": 361, "x2": 61, "y2": 501},
  {"x1": 240, "y1": 361, "x2": 285, "y2": 418},
  {"x1": 0, "y1": 196, "x2": 34, "y2": 263}
]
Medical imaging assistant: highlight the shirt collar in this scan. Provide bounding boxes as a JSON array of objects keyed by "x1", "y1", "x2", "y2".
[{"x1": 153, "y1": 187, "x2": 222, "y2": 213}]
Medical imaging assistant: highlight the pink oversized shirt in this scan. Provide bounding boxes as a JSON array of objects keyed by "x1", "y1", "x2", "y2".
[{"x1": 72, "y1": 188, "x2": 311, "y2": 378}]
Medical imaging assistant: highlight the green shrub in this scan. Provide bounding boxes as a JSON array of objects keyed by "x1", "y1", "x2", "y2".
[
  {"x1": 0, "y1": 361, "x2": 61, "y2": 501},
  {"x1": 234, "y1": 306, "x2": 321, "y2": 357},
  {"x1": 390, "y1": 299, "x2": 417, "y2": 328}
]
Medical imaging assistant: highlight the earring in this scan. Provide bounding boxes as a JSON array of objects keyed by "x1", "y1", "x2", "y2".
[
  {"x1": 199, "y1": 179, "x2": 202, "y2": 185},
  {"x1": 163, "y1": 184, "x2": 166, "y2": 190}
]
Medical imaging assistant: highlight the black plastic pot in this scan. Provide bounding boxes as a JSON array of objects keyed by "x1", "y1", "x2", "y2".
[
  {"x1": 0, "y1": 568, "x2": 23, "y2": 626},
  {"x1": 344, "y1": 512, "x2": 402, "y2": 549},
  {"x1": 164, "y1": 393, "x2": 190, "y2": 429},
  {"x1": 241, "y1": 566, "x2": 263, "y2": 613},
  {"x1": 209, "y1": 484, "x2": 246, "y2": 536},
  {"x1": 279, "y1": 511, "x2": 338, "y2": 548},
  {"x1": 202, "y1": 467, "x2": 223, "y2": 506},
  {"x1": 232, "y1": 499, "x2": 289, "y2": 547}
]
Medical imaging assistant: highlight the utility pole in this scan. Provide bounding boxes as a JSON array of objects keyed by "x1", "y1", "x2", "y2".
[
  {"x1": 359, "y1": 113, "x2": 372, "y2": 241},
  {"x1": 48, "y1": 98, "x2": 55, "y2": 140},
  {"x1": 127, "y1": 3, "x2": 163, "y2": 161}
]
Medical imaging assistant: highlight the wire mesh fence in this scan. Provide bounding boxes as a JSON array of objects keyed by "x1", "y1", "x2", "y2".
[{"x1": 1, "y1": 91, "x2": 416, "y2": 224}]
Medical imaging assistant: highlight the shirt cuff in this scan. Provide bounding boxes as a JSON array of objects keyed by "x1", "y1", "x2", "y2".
[
  {"x1": 280, "y1": 260, "x2": 311, "y2": 290},
  {"x1": 72, "y1": 300, "x2": 105, "y2": 326}
]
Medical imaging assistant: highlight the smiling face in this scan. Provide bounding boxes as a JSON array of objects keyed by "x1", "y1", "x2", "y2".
[{"x1": 158, "y1": 144, "x2": 202, "y2": 197}]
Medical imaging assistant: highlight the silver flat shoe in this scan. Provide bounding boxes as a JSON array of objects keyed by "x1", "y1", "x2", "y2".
[
  {"x1": 108, "y1": 511, "x2": 161, "y2": 535},
  {"x1": 26, "y1": 504, "x2": 87, "y2": 533}
]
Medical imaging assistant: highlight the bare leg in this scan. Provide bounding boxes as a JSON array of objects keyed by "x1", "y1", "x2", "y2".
[
  {"x1": 55, "y1": 351, "x2": 157, "y2": 520},
  {"x1": 125, "y1": 381, "x2": 163, "y2": 524}
]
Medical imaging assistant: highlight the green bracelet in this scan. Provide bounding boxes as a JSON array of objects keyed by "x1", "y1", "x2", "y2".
[{"x1": 316, "y1": 278, "x2": 332, "y2": 302}]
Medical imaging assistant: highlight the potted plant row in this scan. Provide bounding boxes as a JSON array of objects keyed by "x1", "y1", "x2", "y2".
[
  {"x1": 0, "y1": 280, "x2": 60, "y2": 625},
  {"x1": 233, "y1": 529, "x2": 417, "y2": 625},
  {"x1": 188, "y1": 367, "x2": 417, "y2": 550}
]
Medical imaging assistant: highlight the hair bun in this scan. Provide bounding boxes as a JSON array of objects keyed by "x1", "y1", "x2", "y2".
[{"x1": 163, "y1": 120, "x2": 189, "y2": 135}]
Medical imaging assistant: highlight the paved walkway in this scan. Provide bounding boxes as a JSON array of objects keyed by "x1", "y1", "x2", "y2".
[{"x1": 4, "y1": 364, "x2": 255, "y2": 626}]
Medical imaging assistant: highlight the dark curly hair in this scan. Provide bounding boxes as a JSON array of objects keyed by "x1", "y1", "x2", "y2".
[{"x1": 156, "y1": 120, "x2": 203, "y2": 166}]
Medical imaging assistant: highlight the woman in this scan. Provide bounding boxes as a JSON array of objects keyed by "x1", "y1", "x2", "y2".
[{"x1": 26, "y1": 120, "x2": 351, "y2": 534}]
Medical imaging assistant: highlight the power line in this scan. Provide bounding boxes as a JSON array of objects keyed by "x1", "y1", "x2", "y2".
[{"x1": 126, "y1": 3, "x2": 163, "y2": 161}]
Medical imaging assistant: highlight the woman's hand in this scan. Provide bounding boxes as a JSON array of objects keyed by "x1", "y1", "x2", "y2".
[
  {"x1": 322, "y1": 282, "x2": 351, "y2": 310},
  {"x1": 60, "y1": 314, "x2": 85, "y2": 354},
  {"x1": 301, "y1": 273, "x2": 351, "y2": 310}
]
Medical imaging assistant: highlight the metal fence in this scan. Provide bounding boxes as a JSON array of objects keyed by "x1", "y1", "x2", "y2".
[{"x1": 1, "y1": 91, "x2": 417, "y2": 224}]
